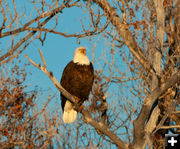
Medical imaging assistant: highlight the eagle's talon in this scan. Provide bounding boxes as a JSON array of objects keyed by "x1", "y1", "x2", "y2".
[
  {"x1": 74, "y1": 96, "x2": 80, "y2": 103},
  {"x1": 79, "y1": 105, "x2": 84, "y2": 111}
]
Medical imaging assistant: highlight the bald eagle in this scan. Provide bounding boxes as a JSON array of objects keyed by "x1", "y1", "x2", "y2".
[{"x1": 60, "y1": 47, "x2": 94, "y2": 123}]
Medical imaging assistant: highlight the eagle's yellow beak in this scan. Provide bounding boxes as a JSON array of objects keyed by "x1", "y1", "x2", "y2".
[{"x1": 81, "y1": 48, "x2": 86, "y2": 55}]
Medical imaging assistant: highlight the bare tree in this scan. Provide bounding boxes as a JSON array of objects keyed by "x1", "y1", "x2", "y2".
[{"x1": 1, "y1": 0, "x2": 180, "y2": 149}]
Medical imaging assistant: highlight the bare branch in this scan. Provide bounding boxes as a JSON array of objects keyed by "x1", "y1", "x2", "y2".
[
  {"x1": 0, "y1": 1, "x2": 6, "y2": 32},
  {"x1": 0, "y1": 2, "x2": 69, "y2": 65},
  {"x1": 39, "y1": 49, "x2": 47, "y2": 69},
  {"x1": 92, "y1": 0, "x2": 152, "y2": 73},
  {"x1": 159, "y1": 125, "x2": 180, "y2": 129},
  {"x1": 131, "y1": 71, "x2": 180, "y2": 148},
  {"x1": 0, "y1": 1, "x2": 73, "y2": 38},
  {"x1": 25, "y1": 22, "x2": 109, "y2": 38}
]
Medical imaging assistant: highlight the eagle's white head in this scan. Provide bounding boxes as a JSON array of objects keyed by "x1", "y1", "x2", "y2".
[{"x1": 73, "y1": 47, "x2": 90, "y2": 65}]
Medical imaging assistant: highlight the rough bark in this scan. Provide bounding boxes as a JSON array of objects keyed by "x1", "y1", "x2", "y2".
[
  {"x1": 150, "y1": 0, "x2": 165, "y2": 148},
  {"x1": 175, "y1": 0, "x2": 180, "y2": 47}
]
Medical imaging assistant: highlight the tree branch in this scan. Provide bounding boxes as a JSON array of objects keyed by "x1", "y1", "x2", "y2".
[
  {"x1": 0, "y1": 1, "x2": 71, "y2": 65},
  {"x1": 92, "y1": 0, "x2": 152, "y2": 73},
  {"x1": 0, "y1": 1, "x2": 77, "y2": 38},
  {"x1": 25, "y1": 21, "x2": 109, "y2": 38},
  {"x1": 25, "y1": 50, "x2": 128, "y2": 149},
  {"x1": 144, "y1": 1, "x2": 165, "y2": 148},
  {"x1": 131, "y1": 71, "x2": 180, "y2": 148},
  {"x1": 159, "y1": 125, "x2": 180, "y2": 130}
]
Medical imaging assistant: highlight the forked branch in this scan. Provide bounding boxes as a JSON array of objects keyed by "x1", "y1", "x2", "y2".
[{"x1": 25, "y1": 50, "x2": 128, "y2": 149}]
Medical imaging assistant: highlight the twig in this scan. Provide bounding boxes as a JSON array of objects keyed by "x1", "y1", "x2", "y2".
[
  {"x1": 38, "y1": 49, "x2": 47, "y2": 69},
  {"x1": 152, "y1": 111, "x2": 171, "y2": 135},
  {"x1": 160, "y1": 125, "x2": 180, "y2": 129}
]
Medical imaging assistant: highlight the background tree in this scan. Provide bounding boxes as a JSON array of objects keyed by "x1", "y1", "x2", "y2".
[{"x1": 0, "y1": 0, "x2": 180, "y2": 148}]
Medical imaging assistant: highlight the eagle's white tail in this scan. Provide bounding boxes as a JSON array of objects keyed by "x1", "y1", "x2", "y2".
[{"x1": 63, "y1": 100, "x2": 77, "y2": 123}]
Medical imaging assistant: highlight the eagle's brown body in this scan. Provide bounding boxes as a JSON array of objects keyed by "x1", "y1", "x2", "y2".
[{"x1": 60, "y1": 61, "x2": 94, "y2": 111}]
